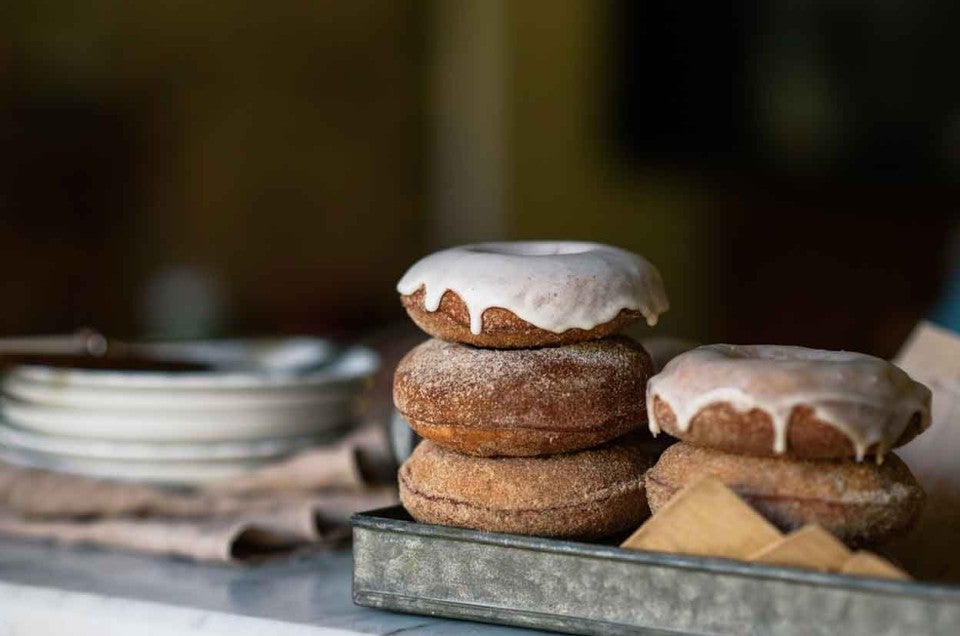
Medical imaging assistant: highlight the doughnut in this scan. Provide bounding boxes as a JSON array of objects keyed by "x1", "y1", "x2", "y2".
[
  {"x1": 399, "y1": 435, "x2": 658, "y2": 539},
  {"x1": 646, "y1": 442, "x2": 924, "y2": 546},
  {"x1": 397, "y1": 241, "x2": 669, "y2": 348},
  {"x1": 647, "y1": 344, "x2": 931, "y2": 459},
  {"x1": 393, "y1": 336, "x2": 655, "y2": 456}
]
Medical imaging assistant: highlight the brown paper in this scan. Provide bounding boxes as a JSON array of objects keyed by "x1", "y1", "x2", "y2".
[
  {"x1": 623, "y1": 480, "x2": 912, "y2": 579},
  {"x1": 841, "y1": 551, "x2": 911, "y2": 581},
  {"x1": 749, "y1": 525, "x2": 851, "y2": 571},
  {"x1": 620, "y1": 477, "x2": 782, "y2": 559}
]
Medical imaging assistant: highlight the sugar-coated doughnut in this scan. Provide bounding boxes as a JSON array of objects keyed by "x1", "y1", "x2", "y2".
[
  {"x1": 397, "y1": 241, "x2": 669, "y2": 348},
  {"x1": 393, "y1": 336, "x2": 654, "y2": 456},
  {"x1": 646, "y1": 442, "x2": 924, "y2": 546},
  {"x1": 399, "y1": 436, "x2": 658, "y2": 539},
  {"x1": 647, "y1": 345, "x2": 931, "y2": 459}
]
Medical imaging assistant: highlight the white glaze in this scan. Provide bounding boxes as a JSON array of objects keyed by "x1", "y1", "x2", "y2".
[
  {"x1": 646, "y1": 344, "x2": 932, "y2": 460},
  {"x1": 396, "y1": 241, "x2": 669, "y2": 334}
]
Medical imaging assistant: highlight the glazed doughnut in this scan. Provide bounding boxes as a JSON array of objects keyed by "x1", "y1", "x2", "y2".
[
  {"x1": 647, "y1": 345, "x2": 931, "y2": 459},
  {"x1": 646, "y1": 442, "x2": 925, "y2": 546},
  {"x1": 399, "y1": 435, "x2": 658, "y2": 539},
  {"x1": 397, "y1": 242, "x2": 669, "y2": 348},
  {"x1": 393, "y1": 336, "x2": 655, "y2": 456}
]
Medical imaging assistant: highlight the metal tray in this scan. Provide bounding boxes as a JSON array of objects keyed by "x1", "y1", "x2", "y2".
[{"x1": 352, "y1": 506, "x2": 960, "y2": 635}]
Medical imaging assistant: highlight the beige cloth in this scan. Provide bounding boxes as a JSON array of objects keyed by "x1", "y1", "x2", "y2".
[
  {"x1": 0, "y1": 425, "x2": 398, "y2": 562},
  {"x1": 885, "y1": 322, "x2": 960, "y2": 582}
]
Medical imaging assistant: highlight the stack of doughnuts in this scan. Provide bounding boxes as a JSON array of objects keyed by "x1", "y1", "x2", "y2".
[
  {"x1": 393, "y1": 242, "x2": 670, "y2": 539},
  {"x1": 645, "y1": 344, "x2": 932, "y2": 546}
]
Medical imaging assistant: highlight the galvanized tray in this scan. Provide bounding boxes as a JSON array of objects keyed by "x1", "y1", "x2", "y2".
[{"x1": 352, "y1": 506, "x2": 960, "y2": 635}]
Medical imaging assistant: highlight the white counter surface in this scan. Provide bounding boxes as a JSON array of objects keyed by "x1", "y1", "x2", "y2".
[{"x1": 0, "y1": 538, "x2": 543, "y2": 635}]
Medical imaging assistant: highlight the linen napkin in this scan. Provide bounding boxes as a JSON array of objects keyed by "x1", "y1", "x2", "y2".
[
  {"x1": 0, "y1": 424, "x2": 398, "y2": 562},
  {"x1": 885, "y1": 321, "x2": 960, "y2": 582}
]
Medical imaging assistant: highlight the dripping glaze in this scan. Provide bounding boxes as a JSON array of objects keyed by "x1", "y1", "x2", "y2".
[
  {"x1": 397, "y1": 241, "x2": 669, "y2": 335},
  {"x1": 646, "y1": 344, "x2": 932, "y2": 461}
]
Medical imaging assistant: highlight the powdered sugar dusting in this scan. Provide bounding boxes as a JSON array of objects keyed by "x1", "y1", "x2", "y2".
[
  {"x1": 402, "y1": 435, "x2": 654, "y2": 511},
  {"x1": 394, "y1": 337, "x2": 653, "y2": 430}
]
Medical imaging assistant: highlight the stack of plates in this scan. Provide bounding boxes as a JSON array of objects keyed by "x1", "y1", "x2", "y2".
[{"x1": 0, "y1": 338, "x2": 379, "y2": 486}]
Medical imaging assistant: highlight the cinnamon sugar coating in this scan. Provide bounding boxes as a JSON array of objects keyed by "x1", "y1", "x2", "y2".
[
  {"x1": 646, "y1": 442, "x2": 924, "y2": 546},
  {"x1": 401, "y1": 288, "x2": 644, "y2": 348},
  {"x1": 394, "y1": 336, "x2": 655, "y2": 456},
  {"x1": 399, "y1": 435, "x2": 660, "y2": 538}
]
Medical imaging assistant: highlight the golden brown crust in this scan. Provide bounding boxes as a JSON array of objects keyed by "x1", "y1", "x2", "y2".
[
  {"x1": 404, "y1": 417, "x2": 636, "y2": 457},
  {"x1": 645, "y1": 442, "x2": 924, "y2": 546},
  {"x1": 652, "y1": 397, "x2": 923, "y2": 459},
  {"x1": 398, "y1": 436, "x2": 658, "y2": 539},
  {"x1": 394, "y1": 337, "x2": 655, "y2": 456},
  {"x1": 401, "y1": 288, "x2": 644, "y2": 348}
]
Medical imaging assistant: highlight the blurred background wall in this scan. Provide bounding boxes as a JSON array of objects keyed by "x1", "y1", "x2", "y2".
[{"x1": 0, "y1": 1, "x2": 957, "y2": 356}]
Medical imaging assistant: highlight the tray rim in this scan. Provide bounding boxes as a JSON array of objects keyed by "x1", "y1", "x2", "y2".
[
  {"x1": 352, "y1": 505, "x2": 960, "y2": 602},
  {"x1": 353, "y1": 590, "x2": 682, "y2": 636}
]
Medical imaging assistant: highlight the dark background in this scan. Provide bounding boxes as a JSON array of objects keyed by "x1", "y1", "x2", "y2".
[{"x1": 1, "y1": 1, "x2": 957, "y2": 357}]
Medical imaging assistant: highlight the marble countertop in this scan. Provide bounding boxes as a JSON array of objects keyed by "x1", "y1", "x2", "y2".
[{"x1": 0, "y1": 538, "x2": 544, "y2": 635}]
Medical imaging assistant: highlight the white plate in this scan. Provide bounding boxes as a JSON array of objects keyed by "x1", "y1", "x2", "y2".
[
  {"x1": 2, "y1": 375, "x2": 363, "y2": 410},
  {"x1": 7, "y1": 341, "x2": 378, "y2": 391},
  {"x1": 1, "y1": 396, "x2": 359, "y2": 441},
  {"x1": 0, "y1": 339, "x2": 378, "y2": 442},
  {"x1": 0, "y1": 421, "x2": 344, "y2": 461},
  {"x1": 128, "y1": 337, "x2": 338, "y2": 372},
  {"x1": 0, "y1": 446, "x2": 276, "y2": 486}
]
